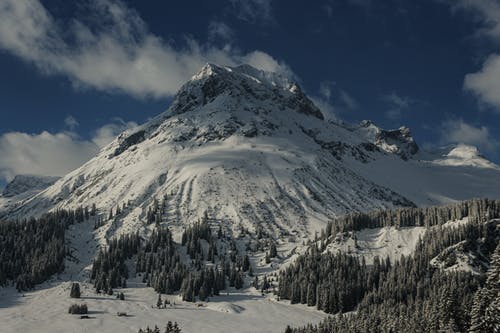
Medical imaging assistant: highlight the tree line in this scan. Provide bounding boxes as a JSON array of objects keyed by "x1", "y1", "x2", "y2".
[{"x1": 322, "y1": 198, "x2": 500, "y2": 237}]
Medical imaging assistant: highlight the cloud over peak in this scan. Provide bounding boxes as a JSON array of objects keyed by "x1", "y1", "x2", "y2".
[
  {"x1": 440, "y1": 118, "x2": 497, "y2": 152},
  {"x1": 0, "y1": 0, "x2": 290, "y2": 99}
]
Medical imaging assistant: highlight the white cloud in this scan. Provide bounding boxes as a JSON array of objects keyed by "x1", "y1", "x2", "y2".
[
  {"x1": 241, "y1": 51, "x2": 294, "y2": 78},
  {"x1": 464, "y1": 53, "x2": 500, "y2": 109},
  {"x1": 0, "y1": 0, "x2": 290, "y2": 99},
  {"x1": 0, "y1": 118, "x2": 138, "y2": 182},
  {"x1": 448, "y1": 0, "x2": 500, "y2": 109},
  {"x1": 0, "y1": 131, "x2": 98, "y2": 182},
  {"x1": 440, "y1": 118, "x2": 496, "y2": 152},
  {"x1": 229, "y1": 0, "x2": 273, "y2": 24},
  {"x1": 91, "y1": 118, "x2": 138, "y2": 148}
]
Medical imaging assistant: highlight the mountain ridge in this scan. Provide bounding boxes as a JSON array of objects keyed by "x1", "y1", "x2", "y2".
[{"x1": 3, "y1": 64, "x2": 500, "y2": 243}]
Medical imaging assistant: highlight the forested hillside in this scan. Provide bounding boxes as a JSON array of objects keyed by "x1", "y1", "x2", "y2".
[
  {"x1": 90, "y1": 217, "x2": 254, "y2": 302},
  {"x1": 282, "y1": 199, "x2": 500, "y2": 332},
  {"x1": 0, "y1": 208, "x2": 92, "y2": 290}
]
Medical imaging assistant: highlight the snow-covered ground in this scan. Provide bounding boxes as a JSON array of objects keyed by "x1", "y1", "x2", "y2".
[
  {"x1": 324, "y1": 226, "x2": 427, "y2": 264},
  {"x1": 0, "y1": 209, "x2": 325, "y2": 333},
  {"x1": 0, "y1": 282, "x2": 327, "y2": 333}
]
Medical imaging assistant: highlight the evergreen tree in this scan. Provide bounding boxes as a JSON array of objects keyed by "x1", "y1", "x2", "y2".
[
  {"x1": 70, "y1": 282, "x2": 81, "y2": 298},
  {"x1": 269, "y1": 243, "x2": 278, "y2": 258},
  {"x1": 157, "y1": 294, "x2": 163, "y2": 308}
]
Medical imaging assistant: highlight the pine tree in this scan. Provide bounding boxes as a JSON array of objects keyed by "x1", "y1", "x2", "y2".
[
  {"x1": 270, "y1": 243, "x2": 278, "y2": 258},
  {"x1": 243, "y1": 255, "x2": 250, "y2": 271},
  {"x1": 253, "y1": 276, "x2": 259, "y2": 289},
  {"x1": 157, "y1": 294, "x2": 163, "y2": 308},
  {"x1": 70, "y1": 282, "x2": 81, "y2": 298},
  {"x1": 483, "y1": 243, "x2": 500, "y2": 332}
]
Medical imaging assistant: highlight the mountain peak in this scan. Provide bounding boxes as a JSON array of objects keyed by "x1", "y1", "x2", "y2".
[
  {"x1": 191, "y1": 63, "x2": 296, "y2": 92},
  {"x1": 357, "y1": 120, "x2": 419, "y2": 160},
  {"x1": 171, "y1": 63, "x2": 324, "y2": 119},
  {"x1": 431, "y1": 144, "x2": 498, "y2": 169},
  {"x1": 190, "y1": 63, "x2": 226, "y2": 81}
]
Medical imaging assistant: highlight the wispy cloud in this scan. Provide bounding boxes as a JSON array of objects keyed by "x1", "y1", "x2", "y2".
[
  {"x1": 229, "y1": 0, "x2": 274, "y2": 24},
  {"x1": 64, "y1": 115, "x2": 79, "y2": 130},
  {"x1": 310, "y1": 81, "x2": 358, "y2": 120},
  {"x1": 0, "y1": 0, "x2": 290, "y2": 99},
  {"x1": 381, "y1": 92, "x2": 412, "y2": 120},
  {"x1": 208, "y1": 21, "x2": 234, "y2": 43},
  {"x1": 0, "y1": 117, "x2": 137, "y2": 182},
  {"x1": 439, "y1": 118, "x2": 497, "y2": 152},
  {"x1": 453, "y1": 0, "x2": 500, "y2": 41},
  {"x1": 91, "y1": 117, "x2": 138, "y2": 148}
]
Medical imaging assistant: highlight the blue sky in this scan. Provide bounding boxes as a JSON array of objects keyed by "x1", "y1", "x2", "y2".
[{"x1": 1, "y1": 0, "x2": 500, "y2": 188}]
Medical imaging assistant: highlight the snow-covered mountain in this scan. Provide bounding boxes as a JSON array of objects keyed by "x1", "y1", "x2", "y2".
[
  {"x1": 4, "y1": 64, "x2": 500, "y2": 239},
  {"x1": 0, "y1": 175, "x2": 59, "y2": 213},
  {"x1": 427, "y1": 143, "x2": 499, "y2": 169},
  {"x1": 2, "y1": 174, "x2": 60, "y2": 197}
]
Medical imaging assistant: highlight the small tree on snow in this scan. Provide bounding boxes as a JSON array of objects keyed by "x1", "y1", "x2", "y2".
[{"x1": 70, "y1": 282, "x2": 81, "y2": 298}]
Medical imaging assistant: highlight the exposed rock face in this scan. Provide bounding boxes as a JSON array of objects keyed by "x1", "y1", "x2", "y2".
[{"x1": 359, "y1": 120, "x2": 419, "y2": 160}]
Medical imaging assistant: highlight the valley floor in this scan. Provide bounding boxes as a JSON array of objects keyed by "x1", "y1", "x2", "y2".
[{"x1": 0, "y1": 281, "x2": 327, "y2": 333}]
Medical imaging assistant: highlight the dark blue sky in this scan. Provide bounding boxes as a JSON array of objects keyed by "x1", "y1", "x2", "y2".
[{"x1": 0, "y1": 0, "x2": 499, "y2": 187}]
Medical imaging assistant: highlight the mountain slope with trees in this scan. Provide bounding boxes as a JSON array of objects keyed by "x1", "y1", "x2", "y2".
[{"x1": 282, "y1": 199, "x2": 499, "y2": 333}]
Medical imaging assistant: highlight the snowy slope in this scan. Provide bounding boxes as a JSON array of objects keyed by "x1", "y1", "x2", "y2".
[
  {"x1": 5, "y1": 63, "x2": 500, "y2": 242},
  {"x1": 324, "y1": 226, "x2": 427, "y2": 264},
  {"x1": 0, "y1": 282, "x2": 327, "y2": 333}
]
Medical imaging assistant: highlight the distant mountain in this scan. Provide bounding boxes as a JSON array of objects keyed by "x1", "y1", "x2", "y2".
[
  {"x1": 4, "y1": 64, "x2": 500, "y2": 240},
  {"x1": 427, "y1": 143, "x2": 499, "y2": 169},
  {"x1": 2, "y1": 174, "x2": 60, "y2": 197}
]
